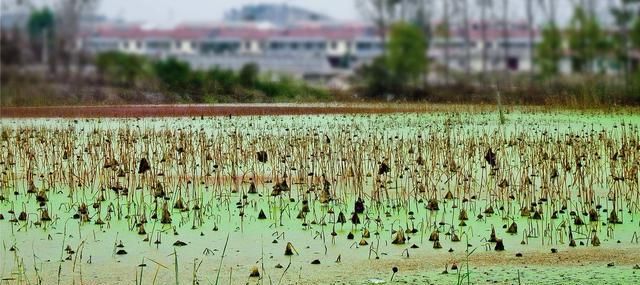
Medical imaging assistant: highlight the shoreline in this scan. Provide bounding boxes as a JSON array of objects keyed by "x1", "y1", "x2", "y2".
[{"x1": 2, "y1": 103, "x2": 639, "y2": 118}]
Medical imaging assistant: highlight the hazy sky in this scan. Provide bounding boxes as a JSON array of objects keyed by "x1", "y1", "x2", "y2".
[
  {"x1": 99, "y1": 0, "x2": 362, "y2": 27},
  {"x1": 95, "y1": 0, "x2": 591, "y2": 27},
  {"x1": 8, "y1": 0, "x2": 613, "y2": 28}
]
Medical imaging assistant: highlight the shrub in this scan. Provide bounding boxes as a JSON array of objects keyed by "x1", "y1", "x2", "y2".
[
  {"x1": 152, "y1": 57, "x2": 191, "y2": 94},
  {"x1": 95, "y1": 51, "x2": 147, "y2": 86},
  {"x1": 239, "y1": 62, "x2": 259, "y2": 88},
  {"x1": 205, "y1": 68, "x2": 238, "y2": 95}
]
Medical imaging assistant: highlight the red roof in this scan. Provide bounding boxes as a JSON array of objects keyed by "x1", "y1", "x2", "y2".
[
  {"x1": 281, "y1": 26, "x2": 370, "y2": 39},
  {"x1": 213, "y1": 27, "x2": 278, "y2": 39},
  {"x1": 86, "y1": 26, "x2": 210, "y2": 40},
  {"x1": 81, "y1": 19, "x2": 546, "y2": 42},
  {"x1": 83, "y1": 23, "x2": 375, "y2": 41},
  {"x1": 434, "y1": 20, "x2": 539, "y2": 40}
]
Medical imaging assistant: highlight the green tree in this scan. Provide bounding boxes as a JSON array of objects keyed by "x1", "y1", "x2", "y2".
[
  {"x1": 356, "y1": 22, "x2": 427, "y2": 98},
  {"x1": 27, "y1": 8, "x2": 55, "y2": 62},
  {"x1": 186, "y1": 70, "x2": 206, "y2": 102},
  {"x1": 238, "y1": 62, "x2": 259, "y2": 88},
  {"x1": 610, "y1": 6, "x2": 633, "y2": 62},
  {"x1": 609, "y1": 0, "x2": 640, "y2": 94},
  {"x1": 630, "y1": 15, "x2": 640, "y2": 90},
  {"x1": 632, "y1": 16, "x2": 640, "y2": 51},
  {"x1": 153, "y1": 58, "x2": 191, "y2": 93},
  {"x1": 567, "y1": 6, "x2": 608, "y2": 73},
  {"x1": 385, "y1": 22, "x2": 427, "y2": 92},
  {"x1": 205, "y1": 68, "x2": 238, "y2": 95},
  {"x1": 152, "y1": 57, "x2": 211, "y2": 102},
  {"x1": 95, "y1": 51, "x2": 147, "y2": 86},
  {"x1": 356, "y1": 56, "x2": 391, "y2": 97},
  {"x1": 536, "y1": 23, "x2": 562, "y2": 77},
  {"x1": 28, "y1": 8, "x2": 54, "y2": 39}
]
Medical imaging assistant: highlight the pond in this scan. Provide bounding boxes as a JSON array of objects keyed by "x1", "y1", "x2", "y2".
[{"x1": 1, "y1": 109, "x2": 639, "y2": 284}]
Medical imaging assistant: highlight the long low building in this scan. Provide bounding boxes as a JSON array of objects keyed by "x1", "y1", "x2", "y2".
[
  {"x1": 84, "y1": 20, "x2": 615, "y2": 79},
  {"x1": 79, "y1": 22, "x2": 384, "y2": 78}
]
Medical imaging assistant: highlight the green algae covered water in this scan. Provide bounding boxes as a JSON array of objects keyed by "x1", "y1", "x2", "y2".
[{"x1": 1, "y1": 109, "x2": 639, "y2": 284}]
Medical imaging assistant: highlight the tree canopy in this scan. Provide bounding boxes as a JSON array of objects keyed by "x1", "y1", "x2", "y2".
[
  {"x1": 567, "y1": 7, "x2": 608, "y2": 73},
  {"x1": 536, "y1": 23, "x2": 562, "y2": 77},
  {"x1": 356, "y1": 22, "x2": 427, "y2": 98},
  {"x1": 386, "y1": 22, "x2": 427, "y2": 85},
  {"x1": 95, "y1": 51, "x2": 148, "y2": 86},
  {"x1": 632, "y1": 16, "x2": 640, "y2": 49},
  {"x1": 239, "y1": 62, "x2": 259, "y2": 87},
  {"x1": 27, "y1": 8, "x2": 55, "y2": 39},
  {"x1": 152, "y1": 57, "x2": 192, "y2": 93}
]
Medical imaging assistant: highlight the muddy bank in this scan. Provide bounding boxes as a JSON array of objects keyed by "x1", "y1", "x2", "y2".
[{"x1": 0, "y1": 104, "x2": 432, "y2": 118}]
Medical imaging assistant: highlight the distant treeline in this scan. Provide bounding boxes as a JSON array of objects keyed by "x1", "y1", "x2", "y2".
[
  {"x1": 352, "y1": 1, "x2": 640, "y2": 105},
  {"x1": 94, "y1": 51, "x2": 330, "y2": 103}
]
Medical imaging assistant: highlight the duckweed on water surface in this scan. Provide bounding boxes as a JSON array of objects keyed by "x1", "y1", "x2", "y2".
[{"x1": 0, "y1": 110, "x2": 639, "y2": 284}]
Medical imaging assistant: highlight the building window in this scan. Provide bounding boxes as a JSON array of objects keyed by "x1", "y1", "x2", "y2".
[
  {"x1": 270, "y1": 42, "x2": 283, "y2": 50},
  {"x1": 507, "y1": 57, "x2": 519, "y2": 70},
  {"x1": 304, "y1": 42, "x2": 314, "y2": 50},
  {"x1": 136, "y1": 41, "x2": 142, "y2": 49},
  {"x1": 331, "y1": 41, "x2": 337, "y2": 49},
  {"x1": 200, "y1": 42, "x2": 240, "y2": 54},
  {"x1": 356, "y1": 42, "x2": 372, "y2": 51},
  {"x1": 147, "y1": 41, "x2": 171, "y2": 50}
]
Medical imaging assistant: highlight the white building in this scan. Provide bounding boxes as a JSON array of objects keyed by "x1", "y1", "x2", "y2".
[
  {"x1": 79, "y1": 21, "x2": 385, "y2": 79},
  {"x1": 428, "y1": 21, "x2": 540, "y2": 74},
  {"x1": 78, "y1": 20, "x2": 550, "y2": 79}
]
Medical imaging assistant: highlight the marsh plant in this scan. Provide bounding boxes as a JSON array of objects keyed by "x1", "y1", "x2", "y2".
[{"x1": 0, "y1": 110, "x2": 639, "y2": 284}]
